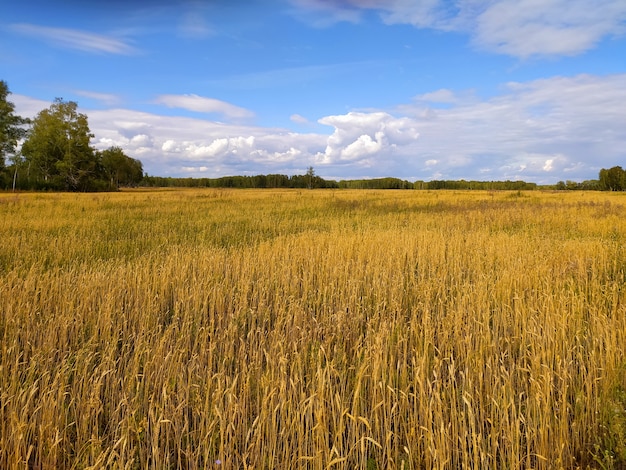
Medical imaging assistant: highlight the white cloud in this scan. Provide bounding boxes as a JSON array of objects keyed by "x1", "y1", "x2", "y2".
[
  {"x1": 287, "y1": 0, "x2": 363, "y2": 26},
  {"x1": 74, "y1": 90, "x2": 121, "y2": 106},
  {"x1": 186, "y1": 139, "x2": 229, "y2": 159},
  {"x1": 398, "y1": 74, "x2": 626, "y2": 181},
  {"x1": 290, "y1": 114, "x2": 309, "y2": 124},
  {"x1": 130, "y1": 134, "x2": 152, "y2": 147},
  {"x1": 10, "y1": 23, "x2": 137, "y2": 55},
  {"x1": 415, "y1": 88, "x2": 460, "y2": 104},
  {"x1": 182, "y1": 166, "x2": 209, "y2": 173},
  {"x1": 183, "y1": 137, "x2": 256, "y2": 160},
  {"x1": 543, "y1": 159, "x2": 554, "y2": 171},
  {"x1": 66, "y1": 105, "x2": 327, "y2": 175},
  {"x1": 341, "y1": 133, "x2": 384, "y2": 161},
  {"x1": 154, "y1": 94, "x2": 254, "y2": 120},
  {"x1": 251, "y1": 147, "x2": 303, "y2": 163},
  {"x1": 317, "y1": 111, "x2": 419, "y2": 164},
  {"x1": 162, "y1": 140, "x2": 179, "y2": 152},
  {"x1": 290, "y1": 0, "x2": 626, "y2": 58},
  {"x1": 472, "y1": 0, "x2": 626, "y2": 58},
  {"x1": 10, "y1": 95, "x2": 50, "y2": 118},
  {"x1": 378, "y1": 0, "x2": 457, "y2": 30},
  {"x1": 112, "y1": 120, "x2": 153, "y2": 140}
]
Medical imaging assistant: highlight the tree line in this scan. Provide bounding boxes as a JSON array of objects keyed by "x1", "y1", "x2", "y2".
[
  {"x1": 1, "y1": 81, "x2": 143, "y2": 191},
  {"x1": 554, "y1": 167, "x2": 626, "y2": 191},
  {"x1": 142, "y1": 170, "x2": 337, "y2": 189},
  {"x1": 141, "y1": 175, "x2": 540, "y2": 190}
]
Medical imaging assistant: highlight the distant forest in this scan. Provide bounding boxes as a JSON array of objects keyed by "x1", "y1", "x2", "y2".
[
  {"x1": 141, "y1": 174, "x2": 544, "y2": 190},
  {"x1": 141, "y1": 166, "x2": 626, "y2": 191}
]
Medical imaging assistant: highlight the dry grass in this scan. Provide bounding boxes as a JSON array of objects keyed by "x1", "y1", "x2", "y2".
[{"x1": 1, "y1": 188, "x2": 625, "y2": 469}]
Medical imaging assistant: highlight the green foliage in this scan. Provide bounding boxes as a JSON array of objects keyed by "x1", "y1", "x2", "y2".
[
  {"x1": 139, "y1": 175, "x2": 545, "y2": 190},
  {"x1": 0, "y1": 80, "x2": 29, "y2": 176},
  {"x1": 425, "y1": 179, "x2": 537, "y2": 190},
  {"x1": 594, "y1": 383, "x2": 626, "y2": 469},
  {"x1": 20, "y1": 98, "x2": 99, "y2": 190},
  {"x1": 555, "y1": 179, "x2": 600, "y2": 190},
  {"x1": 599, "y1": 166, "x2": 626, "y2": 191},
  {"x1": 339, "y1": 177, "x2": 413, "y2": 189},
  {"x1": 100, "y1": 146, "x2": 143, "y2": 189},
  {"x1": 12, "y1": 94, "x2": 143, "y2": 192},
  {"x1": 141, "y1": 173, "x2": 339, "y2": 189}
]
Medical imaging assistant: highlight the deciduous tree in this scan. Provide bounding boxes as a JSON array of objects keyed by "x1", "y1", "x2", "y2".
[
  {"x1": 306, "y1": 166, "x2": 315, "y2": 189},
  {"x1": 100, "y1": 146, "x2": 144, "y2": 189},
  {"x1": 0, "y1": 80, "x2": 30, "y2": 176},
  {"x1": 599, "y1": 166, "x2": 626, "y2": 191},
  {"x1": 21, "y1": 98, "x2": 100, "y2": 190}
]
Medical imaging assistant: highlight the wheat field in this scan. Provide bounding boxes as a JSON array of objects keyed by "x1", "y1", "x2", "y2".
[{"x1": 1, "y1": 188, "x2": 625, "y2": 469}]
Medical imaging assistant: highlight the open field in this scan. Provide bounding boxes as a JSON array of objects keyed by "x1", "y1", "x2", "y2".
[{"x1": 1, "y1": 188, "x2": 626, "y2": 469}]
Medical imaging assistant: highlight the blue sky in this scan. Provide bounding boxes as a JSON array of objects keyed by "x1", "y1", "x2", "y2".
[{"x1": 1, "y1": 0, "x2": 625, "y2": 182}]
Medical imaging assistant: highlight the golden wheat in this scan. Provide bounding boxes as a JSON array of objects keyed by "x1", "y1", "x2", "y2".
[{"x1": 1, "y1": 188, "x2": 625, "y2": 469}]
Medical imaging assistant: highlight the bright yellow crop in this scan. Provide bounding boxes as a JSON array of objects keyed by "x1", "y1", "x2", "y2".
[{"x1": 1, "y1": 188, "x2": 625, "y2": 468}]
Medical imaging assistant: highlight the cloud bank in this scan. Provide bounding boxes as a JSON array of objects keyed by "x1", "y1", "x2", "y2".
[{"x1": 13, "y1": 73, "x2": 626, "y2": 183}]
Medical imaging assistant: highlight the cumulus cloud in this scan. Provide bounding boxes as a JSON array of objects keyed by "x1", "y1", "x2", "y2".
[
  {"x1": 59, "y1": 104, "x2": 327, "y2": 176},
  {"x1": 9, "y1": 23, "x2": 137, "y2": 55},
  {"x1": 252, "y1": 147, "x2": 303, "y2": 163},
  {"x1": 343, "y1": 133, "x2": 384, "y2": 160},
  {"x1": 185, "y1": 139, "x2": 229, "y2": 159},
  {"x1": 317, "y1": 111, "x2": 419, "y2": 164},
  {"x1": 161, "y1": 140, "x2": 179, "y2": 153},
  {"x1": 130, "y1": 134, "x2": 152, "y2": 147},
  {"x1": 154, "y1": 94, "x2": 254, "y2": 120},
  {"x1": 183, "y1": 137, "x2": 255, "y2": 160},
  {"x1": 543, "y1": 159, "x2": 554, "y2": 172}
]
